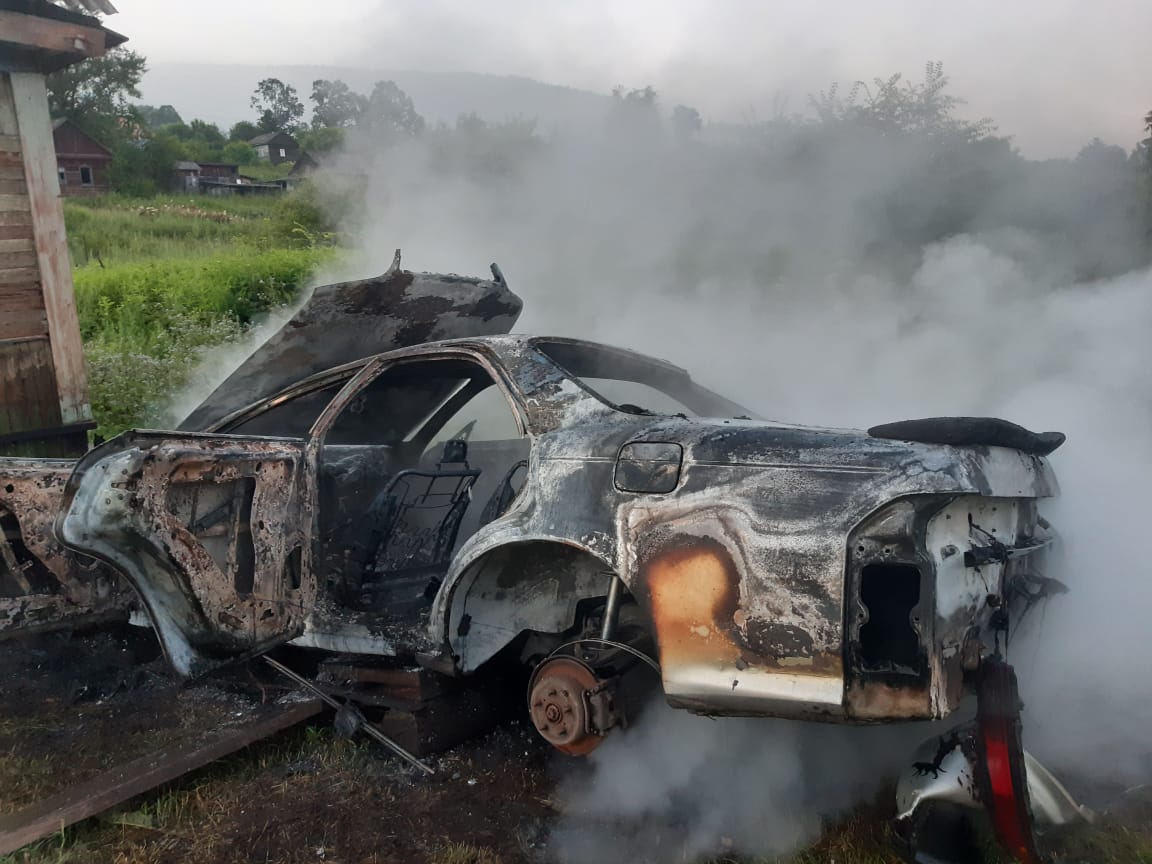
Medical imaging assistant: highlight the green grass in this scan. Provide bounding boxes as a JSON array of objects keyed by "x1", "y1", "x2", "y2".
[
  {"x1": 61, "y1": 191, "x2": 342, "y2": 437},
  {"x1": 0, "y1": 726, "x2": 369, "y2": 864}
]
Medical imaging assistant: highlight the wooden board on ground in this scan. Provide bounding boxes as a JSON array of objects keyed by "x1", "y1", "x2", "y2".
[{"x1": 0, "y1": 698, "x2": 325, "y2": 856}]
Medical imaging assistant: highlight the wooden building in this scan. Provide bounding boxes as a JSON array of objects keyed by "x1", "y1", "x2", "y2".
[
  {"x1": 0, "y1": 0, "x2": 126, "y2": 456},
  {"x1": 248, "y1": 130, "x2": 299, "y2": 164},
  {"x1": 52, "y1": 117, "x2": 112, "y2": 195}
]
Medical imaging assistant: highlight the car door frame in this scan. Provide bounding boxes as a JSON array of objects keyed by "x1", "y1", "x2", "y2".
[{"x1": 299, "y1": 347, "x2": 530, "y2": 616}]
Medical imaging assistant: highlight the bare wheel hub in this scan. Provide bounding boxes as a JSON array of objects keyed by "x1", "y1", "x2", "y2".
[{"x1": 527, "y1": 656, "x2": 615, "y2": 756}]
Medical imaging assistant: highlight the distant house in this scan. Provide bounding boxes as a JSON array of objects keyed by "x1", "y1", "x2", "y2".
[
  {"x1": 173, "y1": 160, "x2": 200, "y2": 192},
  {"x1": 171, "y1": 161, "x2": 282, "y2": 196},
  {"x1": 52, "y1": 118, "x2": 112, "y2": 196},
  {"x1": 248, "y1": 131, "x2": 300, "y2": 164},
  {"x1": 196, "y1": 162, "x2": 241, "y2": 182}
]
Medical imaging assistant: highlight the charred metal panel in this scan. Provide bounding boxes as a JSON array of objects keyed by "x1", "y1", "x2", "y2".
[
  {"x1": 58, "y1": 433, "x2": 310, "y2": 675},
  {"x1": 844, "y1": 495, "x2": 1047, "y2": 721},
  {"x1": 179, "y1": 262, "x2": 523, "y2": 432},
  {"x1": 36, "y1": 329, "x2": 1062, "y2": 736},
  {"x1": 0, "y1": 458, "x2": 129, "y2": 634}
]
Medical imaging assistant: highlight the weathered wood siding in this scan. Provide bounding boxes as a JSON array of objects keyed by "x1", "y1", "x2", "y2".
[
  {"x1": 0, "y1": 336, "x2": 61, "y2": 435},
  {"x1": 0, "y1": 75, "x2": 47, "y2": 350},
  {"x1": 0, "y1": 72, "x2": 91, "y2": 454}
]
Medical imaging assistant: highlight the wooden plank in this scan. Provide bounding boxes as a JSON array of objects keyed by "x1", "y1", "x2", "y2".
[
  {"x1": 0, "y1": 224, "x2": 33, "y2": 241},
  {"x1": 0, "y1": 178, "x2": 26, "y2": 195},
  {"x1": 0, "y1": 136, "x2": 19, "y2": 154},
  {"x1": 0, "y1": 336, "x2": 58, "y2": 433},
  {"x1": 0, "y1": 12, "x2": 107, "y2": 59},
  {"x1": 10, "y1": 73, "x2": 90, "y2": 426},
  {"x1": 0, "y1": 699, "x2": 325, "y2": 856},
  {"x1": 0, "y1": 267, "x2": 38, "y2": 285},
  {"x1": 0, "y1": 212, "x2": 31, "y2": 229},
  {"x1": 319, "y1": 663, "x2": 447, "y2": 705},
  {"x1": 0, "y1": 79, "x2": 16, "y2": 137},
  {"x1": 0, "y1": 164, "x2": 26, "y2": 181},
  {"x1": 0, "y1": 194, "x2": 30, "y2": 212},
  {"x1": 0, "y1": 280, "x2": 43, "y2": 303},
  {"x1": 0, "y1": 250, "x2": 36, "y2": 268},
  {"x1": 0, "y1": 309, "x2": 48, "y2": 340},
  {"x1": 0, "y1": 238, "x2": 33, "y2": 253}
]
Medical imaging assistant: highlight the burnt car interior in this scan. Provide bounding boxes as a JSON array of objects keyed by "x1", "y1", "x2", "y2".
[
  {"x1": 0, "y1": 508, "x2": 55, "y2": 598},
  {"x1": 317, "y1": 358, "x2": 529, "y2": 619}
]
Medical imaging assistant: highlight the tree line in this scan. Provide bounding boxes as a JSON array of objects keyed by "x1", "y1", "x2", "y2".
[{"x1": 40, "y1": 47, "x2": 1152, "y2": 263}]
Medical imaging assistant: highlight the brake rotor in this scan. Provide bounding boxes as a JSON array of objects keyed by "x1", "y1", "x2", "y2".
[
  {"x1": 527, "y1": 656, "x2": 605, "y2": 756},
  {"x1": 976, "y1": 658, "x2": 1043, "y2": 864}
]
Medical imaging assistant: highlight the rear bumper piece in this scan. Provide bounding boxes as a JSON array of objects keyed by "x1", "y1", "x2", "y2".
[{"x1": 896, "y1": 725, "x2": 1089, "y2": 826}]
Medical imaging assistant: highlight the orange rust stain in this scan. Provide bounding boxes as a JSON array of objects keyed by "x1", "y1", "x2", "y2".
[
  {"x1": 643, "y1": 539, "x2": 844, "y2": 679},
  {"x1": 844, "y1": 681, "x2": 931, "y2": 720},
  {"x1": 645, "y1": 543, "x2": 742, "y2": 669}
]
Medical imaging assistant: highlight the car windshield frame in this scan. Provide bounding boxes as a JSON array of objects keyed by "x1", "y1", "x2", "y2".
[{"x1": 531, "y1": 339, "x2": 757, "y2": 420}]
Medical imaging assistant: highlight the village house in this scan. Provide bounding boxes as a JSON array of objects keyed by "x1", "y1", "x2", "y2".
[
  {"x1": 171, "y1": 160, "x2": 284, "y2": 196},
  {"x1": 248, "y1": 131, "x2": 299, "y2": 164},
  {"x1": 52, "y1": 118, "x2": 112, "y2": 196}
]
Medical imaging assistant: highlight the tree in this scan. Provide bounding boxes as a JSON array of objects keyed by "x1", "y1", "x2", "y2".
[
  {"x1": 607, "y1": 85, "x2": 662, "y2": 141},
  {"x1": 427, "y1": 113, "x2": 544, "y2": 177},
  {"x1": 250, "y1": 78, "x2": 304, "y2": 133},
  {"x1": 229, "y1": 120, "x2": 261, "y2": 142},
  {"x1": 136, "y1": 104, "x2": 182, "y2": 128},
  {"x1": 671, "y1": 105, "x2": 702, "y2": 142},
  {"x1": 358, "y1": 80, "x2": 424, "y2": 141},
  {"x1": 310, "y1": 79, "x2": 366, "y2": 129},
  {"x1": 189, "y1": 119, "x2": 225, "y2": 148},
  {"x1": 47, "y1": 47, "x2": 146, "y2": 130},
  {"x1": 109, "y1": 133, "x2": 182, "y2": 196},
  {"x1": 222, "y1": 141, "x2": 257, "y2": 165},
  {"x1": 809, "y1": 61, "x2": 994, "y2": 143},
  {"x1": 297, "y1": 126, "x2": 345, "y2": 155}
]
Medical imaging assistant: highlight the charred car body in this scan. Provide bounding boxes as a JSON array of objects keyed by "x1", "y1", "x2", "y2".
[{"x1": 0, "y1": 259, "x2": 1079, "y2": 862}]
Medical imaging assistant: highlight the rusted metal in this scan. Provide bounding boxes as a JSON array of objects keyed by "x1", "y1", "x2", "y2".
[
  {"x1": 0, "y1": 698, "x2": 325, "y2": 857},
  {"x1": 46, "y1": 334, "x2": 1061, "y2": 733},
  {"x1": 0, "y1": 458, "x2": 130, "y2": 634},
  {"x1": 178, "y1": 254, "x2": 523, "y2": 431},
  {"x1": 263, "y1": 655, "x2": 434, "y2": 774},
  {"x1": 528, "y1": 655, "x2": 616, "y2": 755}
]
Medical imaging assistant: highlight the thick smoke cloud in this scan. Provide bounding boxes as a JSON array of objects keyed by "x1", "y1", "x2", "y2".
[{"x1": 312, "y1": 92, "x2": 1151, "y2": 858}]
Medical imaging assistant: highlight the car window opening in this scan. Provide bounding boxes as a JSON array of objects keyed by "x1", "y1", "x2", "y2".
[
  {"x1": 316, "y1": 359, "x2": 529, "y2": 623},
  {"x1": 533, "y1": 340, "x2": 754, "y2": 419}
]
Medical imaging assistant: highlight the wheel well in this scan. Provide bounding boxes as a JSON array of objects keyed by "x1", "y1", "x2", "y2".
[{"x1": 447, "y1": 540, "x2": 627, "y2": 673}]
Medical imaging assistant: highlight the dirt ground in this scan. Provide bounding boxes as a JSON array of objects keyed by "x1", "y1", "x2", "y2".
[{"x1": 1, "y1": 629, "x2": 1150, "y2": 864}]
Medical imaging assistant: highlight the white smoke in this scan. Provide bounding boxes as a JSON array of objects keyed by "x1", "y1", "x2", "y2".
[{"x1": 318, "y1": 94, "x2": 1151, "y2": 857}]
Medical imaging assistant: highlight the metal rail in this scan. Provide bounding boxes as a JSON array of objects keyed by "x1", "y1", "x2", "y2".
[{"x1": 263, "y1": 656, "x2": 435, "y2": 775}]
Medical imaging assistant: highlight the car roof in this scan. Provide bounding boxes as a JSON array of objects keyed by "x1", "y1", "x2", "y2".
[{"x1": 204, "y1": 334, "x2": 690, "y2": 432}]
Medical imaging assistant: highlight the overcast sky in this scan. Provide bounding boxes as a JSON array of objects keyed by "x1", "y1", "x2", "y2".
[{"x1": 112, "y1": 0, "x2": 1150, "y2": 158}]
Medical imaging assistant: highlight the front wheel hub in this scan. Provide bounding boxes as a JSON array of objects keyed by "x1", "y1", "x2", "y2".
[{"x1": 527, "y1": 656, "x2": 617, "y2": 755}]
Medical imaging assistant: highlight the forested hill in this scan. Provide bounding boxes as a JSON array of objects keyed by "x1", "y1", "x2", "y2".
[{"x1": 140, "y1": 63, "x2": 612, "y2": 133}]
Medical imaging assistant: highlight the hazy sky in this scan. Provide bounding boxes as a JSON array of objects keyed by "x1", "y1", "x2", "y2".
[{"x1": 112, "y1": 0, "x2": 1150, "y2": 157}]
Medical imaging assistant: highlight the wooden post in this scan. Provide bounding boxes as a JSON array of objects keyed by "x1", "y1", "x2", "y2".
[
  {"x1": 10, "y1": 72, "x2": 91, "y2": 427},
  {"x1": 0, "y1": 4, "x2": 124, "y2": 457}
]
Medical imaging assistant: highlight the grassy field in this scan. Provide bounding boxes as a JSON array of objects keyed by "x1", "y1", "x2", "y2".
[{"x1": 63, "y1": 193, "x2": 339, "y2": 437}]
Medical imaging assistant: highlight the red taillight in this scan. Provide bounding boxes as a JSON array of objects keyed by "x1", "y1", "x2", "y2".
[{"x1": 977, "y1": 659, "x2": 1042, "y2": 864}]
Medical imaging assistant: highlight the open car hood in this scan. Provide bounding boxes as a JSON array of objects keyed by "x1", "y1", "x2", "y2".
[{"x1": 178, "y1": 253, "x2": 522, "y2": 432}]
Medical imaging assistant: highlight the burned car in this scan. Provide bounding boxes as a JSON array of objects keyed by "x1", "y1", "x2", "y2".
[{"x1": 1, "y1": 259, "x2": 1080, "y2": 862}]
